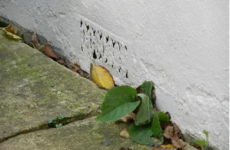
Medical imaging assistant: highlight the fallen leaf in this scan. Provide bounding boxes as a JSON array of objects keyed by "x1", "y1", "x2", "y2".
[
  {"x1": 161, "y1": 144, "x2": 176, "y2": 149},
  {"x1": 120, "y1": 147, "x2": 132, "y2": 150},
  {"x1": 57, "y1": 59, "x2": 67, "y2": 67},
  {"x1": 44, "y1": 43, "x2": 59, "y2": 60},
  {"x1": 90, "y1": 64, "x2": 114, "y2": 89},
  {"x1": 120, "y1": 113, "x2": 136, "y2": 122},
  {"x1": 31, "y1": 31, "x2": 39, "y2": 43},
  {"x1": 119, "y1": 127, "x2": 130, "y2": 139},
  {"x1": 163, "y1": 124, "x2": 185, "y2": 148},
  {"x1": 32, "y1": 42, "x2": 45, "y2": 52},
  {"x1": 30, "y1": 32, "x2": 45, "y2": 52},
  {"x1": 152, "y1": 144, "x2": 177, "y2": 150},
  {"x1": 2, "y1": 25, "x2": 21, "y2": 40},
  {"x1": 163, "y1": 126, "x2": 173, "y2": 139},
  {"x1": 4, "y1": 25, "x2": 17, "y2": 34},
  {"x1": 101, "y1": 138, "x2": 111, "y2": 146},
  {"x1": 71, "y1": 63, "x2": 83, "y2": 76},
  {"x1": 172, "y1": 122, "x2": 183, "y2": 139}
]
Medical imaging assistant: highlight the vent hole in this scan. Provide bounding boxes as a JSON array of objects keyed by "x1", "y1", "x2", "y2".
[
  {"x1": 126, "y1": 72, "x2": 128, "y2": 78},
  {"x1": 86, "y1": 25, "x2": 89, "y2": 31},
  {"x1": 125, "y1": 46, "x2": 127, "y2": 51},
  {"x1": 113, "y1": 42, "x2": 116, "y2": 47},
  {"x1": 106, "y1": 36, "x2": 109, "y2": 43},
  {"x1": 93, "y1": 50, "x2": 97, "y2": 59},
  {"x1": 104, "y1": 58, "x2": 108, "y2": 63},
  {"x1": 80, "y1": 20, "x2": 83, "y2": 27}
]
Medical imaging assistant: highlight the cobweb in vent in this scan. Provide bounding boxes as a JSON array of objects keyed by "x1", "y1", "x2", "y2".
[{"x1": 80, "y1": 19, "x2": 129, "y2": 79}]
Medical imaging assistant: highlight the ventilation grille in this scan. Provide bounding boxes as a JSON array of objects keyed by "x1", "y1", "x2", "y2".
[{"x1": 79, "y1": 18, "x2": 129, "y2": 83}]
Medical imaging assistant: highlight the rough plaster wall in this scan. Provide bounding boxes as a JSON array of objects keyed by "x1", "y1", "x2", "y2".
[{"x1": 0, "y1": 0, "x2": 228, "y2": 149}]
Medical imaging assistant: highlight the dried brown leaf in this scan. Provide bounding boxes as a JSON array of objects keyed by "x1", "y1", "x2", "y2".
[
  {"x1": 171, "y1": 137, "x2": 185, "y2": 149},
  {"x1": 30, "y1": 32, "x2": 45, "y2": 52},
  {"x1": 163, "y1": 126, "x2": 174, "y2": 139},
  {"x1": 31, "y1": 31, "x2": 39, "y2": 43},
  {"x1": 120, "y1": 147, "x2": 132, "y2": 150},
  {"x1": 172, "y1": 123, "x2": 182, "y2": 138},
  {"x1": 163, "y1": 125, "x2": 185, "y2": 148},
  {"x1": 44, "y1": 43, "x2": 59, "y2": 60},
  {"x1": 71, "y1": 63, "x2": 80, "y2": 72},
  {"x1": 32, "y1": 42, "x2": 45, "y2": 52},
  {"x1": 57, "y1": 59, "x2": 67, "y2": 67},
  {"x1": 71, "y1": 63, "x2": 84, "y2": 76},
  {"x1": 120, "y1": 112, "x2": 136, "y2": 122},
  {"x1": 119, "y1": 127, "x2": 130, "y2": 139}
]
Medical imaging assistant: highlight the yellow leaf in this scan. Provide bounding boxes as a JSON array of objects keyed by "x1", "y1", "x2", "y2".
[
  {"x1": 161, "y1": 144, "x2": 177, "y2": 150},
  {"x1": 2, "y1": 25, "x2": 22, "y2": 40},
  {"x1": 90, "y1": 64, "x2": 114, "y2": 89},
  {"x1": 153, "y1": 144, "x2": 177, "y2": 150},
  {"x1": 4, "y1": 25, "x2": 17, "y2": 34}
]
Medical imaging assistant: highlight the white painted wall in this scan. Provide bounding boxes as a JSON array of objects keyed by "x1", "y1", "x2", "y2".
[{"x1": 0, "y1": 0, "x2": 228, "y2": 149}]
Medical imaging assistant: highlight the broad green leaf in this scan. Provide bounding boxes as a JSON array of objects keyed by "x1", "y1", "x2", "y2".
[
  {"x1": 158, "y1": 112, "x2": 170, "y2": 123},
  {"x1": 203, "y1": 130, "x2": 209, "y2": 149},
  {"x1": 195, "y1": 139, "x2": 206, "y2": 147},
  {"x1": 135, "y1": 93, "x2": 154, "y2": 126},
  {"x1": 140, "y1": 81, "x2": 153, "y2": 100},
  {"x1": 151, "y1": 114, "x2": 162, "y2": 137},
  {"x1": 203, "y1": 130, "x2": 209, "y2": 136},
  {"x1": 48, "y1": 119, "x2": 53, "y2": 124},
  {"x1": 128, "y1": 123, "x2": 154, "y2": 145},
  {"x1": 57, "y1": 115, "x2": 64, "y2": 120},
  {"x1": 96, "y1": 86, "x2": 140, "y2": 122},
  {"x1": 55, "y1": 123, "x2": 62, "y2": 128}
]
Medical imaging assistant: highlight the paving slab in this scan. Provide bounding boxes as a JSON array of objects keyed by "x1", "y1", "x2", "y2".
[
  {"x1": 0, "y1": 117, "x2": 151, "y2": 150},
  {"x1": 0, "y1": 30, "x2": 106, "y2": 141}
]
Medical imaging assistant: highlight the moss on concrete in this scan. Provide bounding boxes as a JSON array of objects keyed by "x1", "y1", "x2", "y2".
[
  {"x1": 0, "y1": 117, "x2": 151, "y2": 150},
  {"x1": 0, "y1": 30, "x2": 106, "y2": 141}
]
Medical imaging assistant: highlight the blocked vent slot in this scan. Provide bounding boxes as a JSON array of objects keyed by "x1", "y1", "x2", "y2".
[{"x1": 79, "y1": 19, "x2": 129, "y2": 81}]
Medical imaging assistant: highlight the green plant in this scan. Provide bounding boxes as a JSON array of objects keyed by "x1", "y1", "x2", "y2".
[
  {"x1": 96, "y1": 81, "x2": 170, "y2": 145},
  {"x1": 48, "y1": 115, "x2": 70, "y2": 128},
  {"x1": 195, "y1": 130, "x2": 209, "y2": 150}
]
